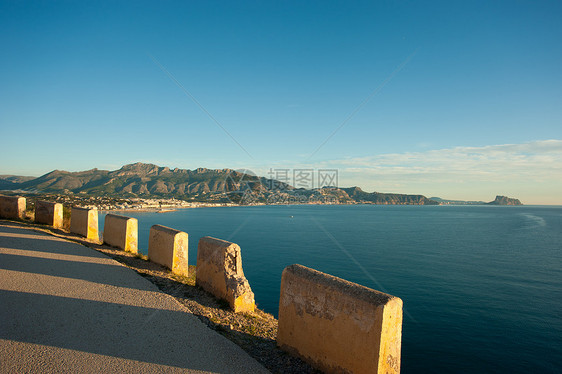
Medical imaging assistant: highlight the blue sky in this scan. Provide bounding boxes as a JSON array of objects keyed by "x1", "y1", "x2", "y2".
[{"x1": 1, "y1": 1, "x2": 561, "y2": 204}]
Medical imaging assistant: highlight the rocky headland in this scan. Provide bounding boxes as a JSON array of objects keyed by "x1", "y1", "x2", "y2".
[{"x1": 486, "y1": 195, "x2": 522, "y2": 205}]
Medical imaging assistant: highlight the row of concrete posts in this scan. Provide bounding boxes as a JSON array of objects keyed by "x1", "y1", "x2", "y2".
[{"x1": 0, "y1": 194, "x2": 403, "y2": 374}]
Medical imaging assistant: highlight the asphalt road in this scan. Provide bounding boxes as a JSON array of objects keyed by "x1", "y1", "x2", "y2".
[{"x1": 0, "y1": 220, "x2": 270, "y2": 373}]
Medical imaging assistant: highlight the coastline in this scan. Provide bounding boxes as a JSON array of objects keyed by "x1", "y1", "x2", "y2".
[
  {"x1": 96, "y1": 200, "x2": 445, "y2": 215},
  {"x1": 98, "y1": 203, "x2": 236, "y2": 214},
  {"x1": 98, "y1": 201, "x2": 520, "y2": 213}
]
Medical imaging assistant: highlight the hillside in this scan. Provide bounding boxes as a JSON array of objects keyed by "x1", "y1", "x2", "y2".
[
  {"x1": 0, "y1": 175, "x2": 35, "y2": 190},
  {"x1": 2, "y1": 162, "x2": 438, "y2": 205},
  {"x1": 14, "y1": 163, "x2": 275, "y2": 197},
  {"x1": 342, "y1": 187, "x2": 436, "y2": 205}
]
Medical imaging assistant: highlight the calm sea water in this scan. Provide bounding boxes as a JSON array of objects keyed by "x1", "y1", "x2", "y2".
[{"x1": 100, "y1": 205, "x2": 562, "y2": 373}]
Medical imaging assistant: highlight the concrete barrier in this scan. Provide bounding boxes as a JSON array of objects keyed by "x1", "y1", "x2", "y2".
[
  {"x1": 277, "y1": 264, "x2": 403, "y2": 374},
  {"x1": 70, "y1": 207, "x2": 99, "y2": 241},
  {"x1": 103, "y1": 214, "x2": 138, "y2": 254},
  {"x1": 0, "y1": 195, "x2": 26, "y2": 220},
  {"x1": 148, "y1": 225, "x2": 189, "y2": 276},
  {"x1": 196, "y1": 236, "x2": 255, "y2": 313},
  {"x1": 35, "y1": 200, "x2": 63, "y2": 229}
]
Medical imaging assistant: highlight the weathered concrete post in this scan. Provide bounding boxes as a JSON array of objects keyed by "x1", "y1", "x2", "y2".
[
  {"x1": 103, "y1": 214, "x2": 138, "y2": 254},
  {"x1": 277, "y1": 264, "x2": 403, "y2": 374},
  {"x1": 148, "y1": 225, "x2": 189, "y2": 277},
  {"x1": 70, "y1": 206, "x2": 99, "y2": 241},
  {"x1": 0, "y1": 195, "x2": 26, "y2": 220},
  {"x1": 196, "y1": 236, "x2": 255, "y2": 313},
  {"x1": 35, "y1": 200, "x2": 63, "y2": 229}
]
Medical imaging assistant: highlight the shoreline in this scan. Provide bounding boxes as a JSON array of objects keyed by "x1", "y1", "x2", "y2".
[
  {"x1": 98, "y1": 204, "x2": 236, "y2": 214},
  {"x1": 97, "y1": 201, "x2": 533, "y2": 214}
]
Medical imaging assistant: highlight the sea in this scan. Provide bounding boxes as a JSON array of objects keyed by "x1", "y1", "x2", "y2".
[{"x1": 99, "y1": 205, "x2": 562, "y2": 373}]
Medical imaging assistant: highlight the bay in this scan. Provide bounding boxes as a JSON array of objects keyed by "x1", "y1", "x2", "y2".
[{"x1": 99, "y1": 205, "x2": 562, "y2": 373}]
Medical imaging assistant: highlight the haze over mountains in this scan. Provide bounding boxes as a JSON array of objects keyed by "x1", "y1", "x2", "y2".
[{"x1": 0, "y1": 163, "x2": 521, "y2": 205}]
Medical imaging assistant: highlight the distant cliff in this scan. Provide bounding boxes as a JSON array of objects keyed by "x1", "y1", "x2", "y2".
[
  {"x1": 486, "y1": 195, "x2": 522, "y2": 206},
  {"x1": 341, "y1": 187, "x2": 437, "y2": 205},
  {"x1": 1, "y1": 162, "x2": 438, "y2": 205}
]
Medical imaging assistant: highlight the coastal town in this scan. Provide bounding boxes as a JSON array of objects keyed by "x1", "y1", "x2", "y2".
[{"x1": 3, "y1": 193, "x2": 237, "y2": 213}]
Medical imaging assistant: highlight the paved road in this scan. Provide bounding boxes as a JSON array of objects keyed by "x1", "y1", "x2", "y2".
[{"x1": 0, "y1": 221, "x2": 270, "y2": 373}]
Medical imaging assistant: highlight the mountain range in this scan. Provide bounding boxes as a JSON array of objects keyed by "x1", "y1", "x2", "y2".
[
  {"x1": 0, "y1": 163, "x2": 438, "y2": 205},
  {"x1": 1, "y1": 163, "x2": 522, "y2": 205}
]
